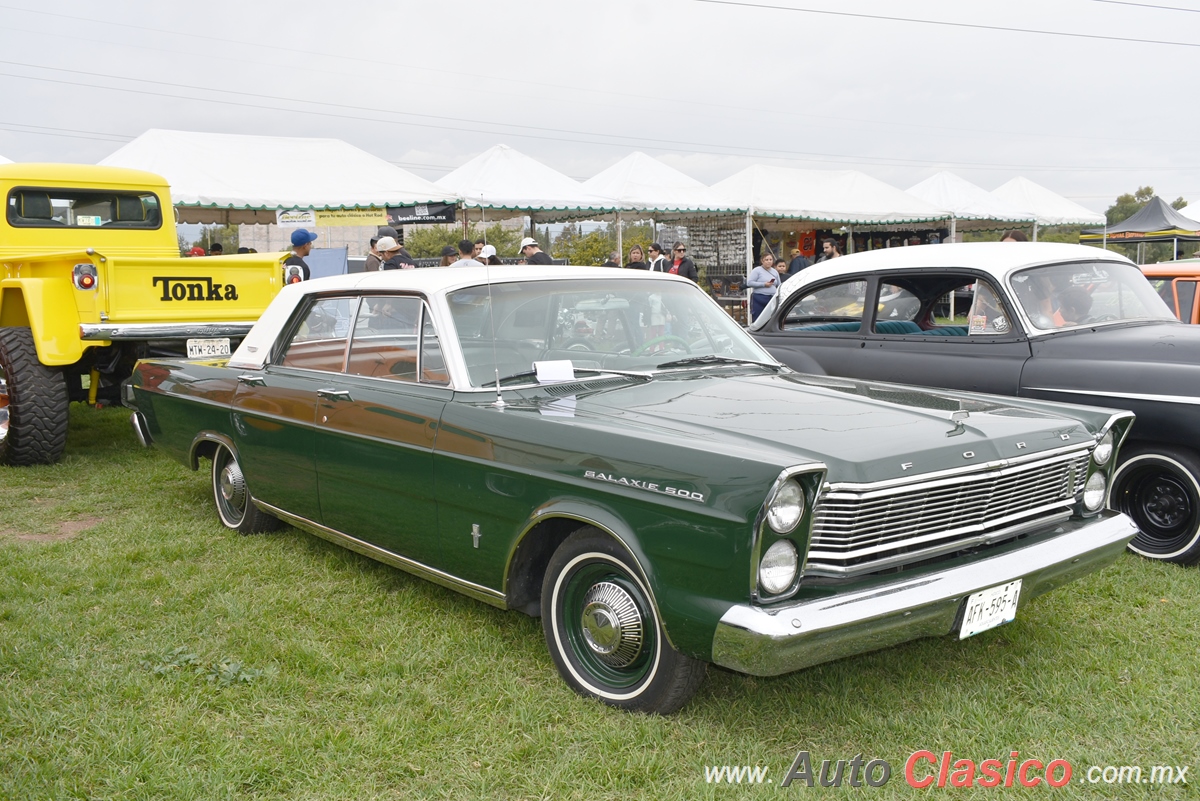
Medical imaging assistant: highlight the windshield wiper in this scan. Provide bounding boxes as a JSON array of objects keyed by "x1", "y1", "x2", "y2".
[
  {"x1": 481, "y1": 367, "x2": 620, "y2": 388},
  {"x1": 655, "y1": 355, "x2": 781, "y2": 370}
]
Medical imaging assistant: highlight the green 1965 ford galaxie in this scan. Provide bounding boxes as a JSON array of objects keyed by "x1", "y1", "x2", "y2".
[{"x1": 124, "y1": 265, "x2": 1137, "y2": 713}]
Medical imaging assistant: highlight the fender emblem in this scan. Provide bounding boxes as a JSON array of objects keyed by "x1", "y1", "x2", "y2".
[
  {"x1": 901, "y1": 462, "x2": 914, "y2": 470},
  {"x1": 1016, "y1": 442, "x2": 1027, "y2": 449}
]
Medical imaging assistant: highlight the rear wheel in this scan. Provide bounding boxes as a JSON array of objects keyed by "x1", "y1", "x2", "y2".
[
  {"x1": 541, "y1": 528, "x2": 706, "y2": 714},
  {"x1": 1111, "y1": 445, "x2": 1200, "y2": 565},
  {"x1": 211, "y1": 443, "x2": 280, "y2": 534},
  {"x1": 0, "y1": 327, "x2": 68, "y2": 466}
]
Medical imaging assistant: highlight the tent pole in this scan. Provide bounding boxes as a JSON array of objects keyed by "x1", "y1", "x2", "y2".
[
  {"x1": 1033, "y1": 222, "x2": 1038, "y2": 242},
  {"x1": 616, "y1": 212, "x2": 623, "y2": 264},
  {"x1": 950, "y1": 216, "x2": 957, "y2": 243},
  {"x1": 847, "y1": 224, "x2": 854, "y2": 254}
]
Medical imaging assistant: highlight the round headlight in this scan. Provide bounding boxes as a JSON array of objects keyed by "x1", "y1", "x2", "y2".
[
  {"x1": 1093, "y1": 431, "x2": 1114, "y2": 466},
  {"x1": 767, "y1": 480, "x2": 805, "y2": 533},
  {"x1": 759, "y1": 539, "x2": 798, "y2": 595},
  {"x1": 1083, "y1": 471, "x2": 1107, "y2": 511}
]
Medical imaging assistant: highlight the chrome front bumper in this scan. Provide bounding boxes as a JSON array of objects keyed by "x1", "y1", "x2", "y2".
[{"x1": 710, "y1": 510, "x2": 1137, "y2": 677}]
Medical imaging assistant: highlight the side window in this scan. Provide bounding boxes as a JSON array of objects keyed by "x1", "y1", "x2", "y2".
[
  {"x1": 347, "y1": 296, "x2": 422, "y2": 381},
  {"x1": 967, "y1": 282, "x2": 1014, "y2": 336},
  {"x1": 782, "y1": 280, "x2": 868, "y2": 332},
  {"x1": 279, "y1": 297, "x2": 356, "y2": 372},
  {"x1": 1175, "y1": 280, "x2": 1198, "y2": 323},
  {"x1": 420, "y1": 313, "x2": 449, "y2": 384},
  {"x1": 871, "y1": 283, "x2": 922, "y2": 334}
]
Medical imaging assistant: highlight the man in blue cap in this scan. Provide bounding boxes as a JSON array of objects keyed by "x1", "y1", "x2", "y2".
[{"x1": 286, "y1": 228, "x2": 318, "y2": 282}]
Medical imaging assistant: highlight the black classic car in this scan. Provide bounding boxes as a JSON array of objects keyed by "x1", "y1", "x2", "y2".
[{"x1": 750, "y1": 242, "x2": 1200, "y2": 565}]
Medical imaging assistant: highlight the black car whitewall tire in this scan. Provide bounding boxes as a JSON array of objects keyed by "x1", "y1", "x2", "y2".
[
  {"x1": 1111, "y1": 445, "x2": 1200, "y2": 565},
  {"x1": 0, "y1": 326, "x2": 68, "y2": 466},
  {"x1": 541, "y1": 528, "x2": 706, "y2": 714},
  {"x1": 211, "y1": 443, "x2": 280, "y2": 534}
]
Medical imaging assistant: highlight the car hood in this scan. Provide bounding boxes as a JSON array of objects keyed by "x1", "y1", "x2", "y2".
[
  {"x1": 1031, "y1": 320, "x2": 1200, "y2": 364},
  {"x1": 521, "y1": 369, "x2": 1093, "y2": 485}
]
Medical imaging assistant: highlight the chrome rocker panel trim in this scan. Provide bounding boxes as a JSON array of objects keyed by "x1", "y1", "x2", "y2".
[
  {"x1": 710, "y1": 510, "x2": 1136, "y2": 677},
  {"x1": 255, "y1": 500, "x2": 507, "y2": 609},
  {"x1": 80, "y1": 321, "x2": 257, "y2": 340}
]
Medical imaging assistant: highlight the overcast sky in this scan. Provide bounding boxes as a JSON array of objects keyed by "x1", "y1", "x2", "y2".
[{"x1": 2, "y1": 0, "x2": 1198, "y2": 213}]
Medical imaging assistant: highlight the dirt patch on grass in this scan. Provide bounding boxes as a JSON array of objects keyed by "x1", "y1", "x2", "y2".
[{"x1": 1, "y1": 516, "x2": 102, "y2": 542}]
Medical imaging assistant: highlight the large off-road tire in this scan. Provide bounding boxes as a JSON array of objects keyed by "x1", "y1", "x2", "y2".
[
  {"x1": 541, "y1": 528, "x2": 707, "y2": 714},
  {"x1": 0, "y1": 327, "x2": 69, "y2": 466},
  {"x1": 211, "y1": 443, "x2": 281, "y2": 534},
  {"x1": 1111, "y1": 444, "x2": 1200, "y2": 566}
]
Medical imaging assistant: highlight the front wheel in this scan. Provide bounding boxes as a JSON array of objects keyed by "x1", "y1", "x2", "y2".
[
  {"x1": 541, "y1": 528, "x2": 706, "y2": 714},
  {"x1": 0, "y1": 326, "x2": 68, "y2": 466},
  {"x1": 211, "y1": 444, "x2": 280, "y2": 534},
  {"x1": 1111, "y1": 445, "x2": 1200, "y2": 565}
]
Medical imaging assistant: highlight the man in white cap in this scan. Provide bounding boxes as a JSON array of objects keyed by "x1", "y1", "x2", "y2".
[
  {"x1": 518, "y1": 237, "x2": 552, "y2": 265},
  {"x1": 376, "y1": 236, "x2": 415, "y2": 269}
]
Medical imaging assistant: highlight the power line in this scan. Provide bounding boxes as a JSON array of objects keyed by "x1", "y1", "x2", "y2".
[
  {"x1": 2, "y1": 61, "x2": 1197, "y2": 174},
  {"x1": 1089, "y1": 0, "x2": 1200, "y2": 13},
  {"x1": 0, "y1": 121, "x2": 131, "y2": 143},
  {"x1": 691, "y1": 0, "x2": 1200, "y2": 48}
]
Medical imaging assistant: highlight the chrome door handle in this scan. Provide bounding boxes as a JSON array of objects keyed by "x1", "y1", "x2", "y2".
[
  {"x1": 236, "y1": 374, "x2": 266, "y2": 386},
  {"x1": 317, "y1": 388, "x2": 352, "y2": 401}
]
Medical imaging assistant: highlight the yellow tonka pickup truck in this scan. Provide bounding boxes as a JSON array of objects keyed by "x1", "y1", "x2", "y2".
[{"x1": 0, "y1": 163, "x2": 288, "y2": 465}]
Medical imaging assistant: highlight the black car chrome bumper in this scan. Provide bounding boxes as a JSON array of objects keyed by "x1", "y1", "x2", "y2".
[
  {"x1": 710, "y1": 510, "x2": 1137, "y2": 677},
  {"x1": 80, "y1": 322, "x2": 257, "y2": 341}
]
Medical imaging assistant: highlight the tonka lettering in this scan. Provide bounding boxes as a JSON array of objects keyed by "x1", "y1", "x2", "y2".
[{"x1": 153, "y1": 276, "x2": 239, "y2": 301}]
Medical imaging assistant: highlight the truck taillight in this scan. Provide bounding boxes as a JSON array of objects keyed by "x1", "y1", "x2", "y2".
[
  {"x1": 285, "y1": 265, "x2": 304, "y2": 284},
  {"x1": 73, "y1": 263, "x2": 98, "y2": 290}
]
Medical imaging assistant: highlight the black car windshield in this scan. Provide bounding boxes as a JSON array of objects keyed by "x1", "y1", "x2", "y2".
[
  {"x1": 447, "y1": 278, "x2": 774, "y2": 387},
  {"x1": 1009, "y1": 261, "x2": 1177, "y2": 332}
]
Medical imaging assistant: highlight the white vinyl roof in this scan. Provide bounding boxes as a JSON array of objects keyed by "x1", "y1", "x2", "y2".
[
  {"x1": 990, "y1": 177, "x2": 1106, "y2": 227},
  {"x1": 907, "y1": 171, "x2": 1035, "y2": 227},
  {"x1": 581, "y1": 151, "x2": 743, "y2": 217},
  {"x1": 435, "y1": 144, "x2": 619, "y2": 221},
  {"x1": 98, "y1": 129, "x2": 453, "y2": 210},
  {"x1": 711, "y1": 165, "x2": 949, "y2": 225}
]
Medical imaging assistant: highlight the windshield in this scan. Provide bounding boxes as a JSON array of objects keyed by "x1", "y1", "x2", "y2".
[
  {"x1": 1008, "y1": 261, "x2": 1177, "y2": 332},
  {"x1": 447, "y1": 278, "x2": 775, "y2": 387}
]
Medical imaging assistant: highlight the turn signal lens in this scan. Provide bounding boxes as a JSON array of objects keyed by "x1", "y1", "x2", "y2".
[
  {"x1": 759, "y1": 539, "x2": 798, "y2": 595},
  {"x1": 73, "y1": 263, "x2": 98, "y2": 290},
  {"x1": 1084, "y1": 472, "x2": 1107, "y2": 511},
  {"x1": 766, "y1": 480, "x2": 805, "y2": 533},
  {"x1": 1093, "y1": 431, "x2": 1114, "y2": 466}
]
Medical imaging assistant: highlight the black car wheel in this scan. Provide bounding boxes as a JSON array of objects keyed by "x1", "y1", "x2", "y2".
[
  {"x1": 0, "y1": 327, "x2": 68, "y2": 466},
  {"x1": 541, "y1": 528, "x2": 706, "y2": 714},
  {"x1": 211, "y1": 443, "x2": 280, "y2": 534},
  {"x1": 1111, "y1": 446, "x2": 1200, "y2": 565}
]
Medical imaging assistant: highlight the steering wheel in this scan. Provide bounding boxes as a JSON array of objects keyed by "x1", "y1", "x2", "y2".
[
  {"x1": 1087, "y1": 314, "x2": 1118, "y2": 323},
  {"x1": 559, "y1": 338, "x2": 596, "y2": 351},
  {"x1": 632, "y1": 335, "x2": 691, "y2": 356}
]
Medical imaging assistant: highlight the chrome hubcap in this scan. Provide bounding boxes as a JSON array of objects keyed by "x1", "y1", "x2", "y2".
[
  {"x1": 580, "y1": 581, "x2": 643, "y2": 668},
  {"x1": 220, "y1": 459, "x2": 246, "y2": 509}
]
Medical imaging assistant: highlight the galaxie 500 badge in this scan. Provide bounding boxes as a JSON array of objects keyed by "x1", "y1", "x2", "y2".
[{"x1": 583, "y1": 470, "x2": 705, "y2": 502}]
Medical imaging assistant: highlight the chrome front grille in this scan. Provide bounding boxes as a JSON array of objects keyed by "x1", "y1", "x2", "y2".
[{"x1": 805, "y1": 449, "x2": 1092, "y2": 578}]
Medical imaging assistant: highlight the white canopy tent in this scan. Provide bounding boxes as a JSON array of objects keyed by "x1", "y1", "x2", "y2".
[
  {"x1": 907, "y1": 171, "x2": 1035, "y2": 239},
  {"x1": 711, "y1": 165, "x2": 949, "y2": 270},
  {"x1": 0, "y1": 154, "x2": 11, "y2": 164},
  {"x1": 582, "y1": 152, "x2": 741, "y2": 217},
  {"x1": 99, "y1": 129, "x2": 454, "y2": 224},
  {"x1": 435, "y1": 144, "x2": 619, "y2": 223},
  {"x1": 990, "y1": 176, "x2": 1105, "y2": 239},
  {"x1": 582, "y1": 151, "x2": 745, "y2": 261},
  {"x1": 711, "y1": 165, "x2": 949, "y2": 226}
]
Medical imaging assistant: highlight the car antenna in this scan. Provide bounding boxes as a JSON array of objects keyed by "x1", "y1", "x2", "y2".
[{"x1": 481, "y1": 201, "x2": 505, "y2": 408}]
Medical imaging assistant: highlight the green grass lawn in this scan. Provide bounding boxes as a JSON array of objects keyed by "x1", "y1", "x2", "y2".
[{"x1": 2, "y1": 406, "x2": 1198, "y2": 799}]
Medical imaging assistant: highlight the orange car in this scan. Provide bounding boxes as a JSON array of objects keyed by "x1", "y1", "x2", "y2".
[{"x1": 1143, "y1": 260, "x2": 1200, "y2": 324}]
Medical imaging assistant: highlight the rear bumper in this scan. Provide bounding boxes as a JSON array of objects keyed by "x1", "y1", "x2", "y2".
[
  {"x1": 80, "y1": 322, "x2": 256, "y2": 341},
  {"x1": 710, "y1": 510, "x2": 1136, "y2": 676}
]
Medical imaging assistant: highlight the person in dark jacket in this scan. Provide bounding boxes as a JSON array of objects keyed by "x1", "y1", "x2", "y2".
[
  {"x1": 625, "y1": 245, "x2": 648, "y2": 269},
  {"x1": 665, "y1": 241, "x2": 699, "y2": 282},
  {"x1": 519, "y1": 237, "x2": 553, "y2": 265},
  {"x1": 285, "y1": 229, "x2": 317, "y2": 281}
]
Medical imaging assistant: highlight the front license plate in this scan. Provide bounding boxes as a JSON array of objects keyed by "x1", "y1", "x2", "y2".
[
  {"x1": 186, "y1": 338, "x2": 231, "y2": 359},
  {"x1": 959, "y1": 580, "x2": 1022, "y2": 639}
]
